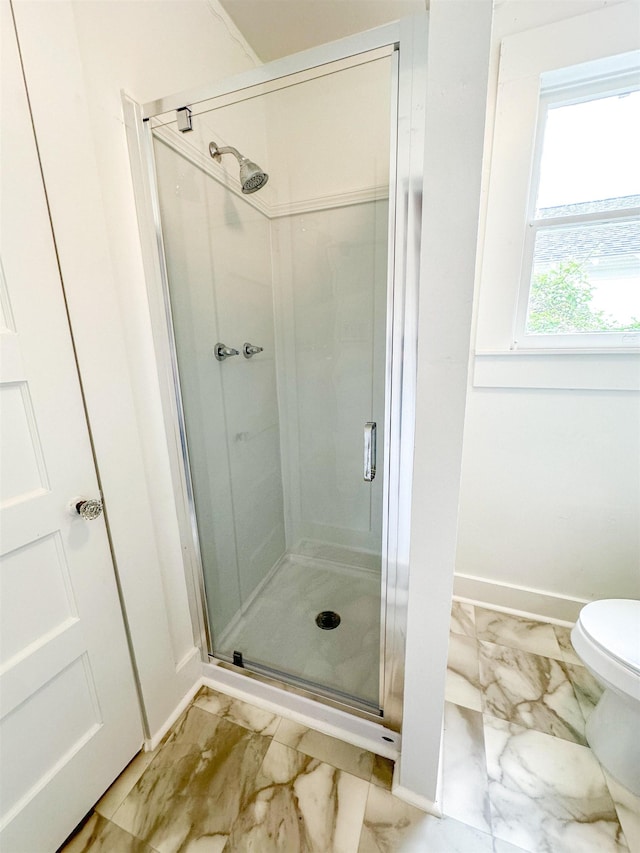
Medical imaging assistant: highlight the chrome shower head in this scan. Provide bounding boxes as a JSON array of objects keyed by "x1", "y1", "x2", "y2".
[
  {"x1": 238, "y1": 159, "x2": 269, "y2": 194},
  {"x1": 209, "y1": 141, "x2": 269, "y2": 194}
]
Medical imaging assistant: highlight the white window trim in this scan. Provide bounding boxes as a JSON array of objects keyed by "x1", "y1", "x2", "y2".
[
  {"x1": 475, "y1": 1, "x2": 640, "y2": 375},
  {"x1": 513, "y1": 67, "x2": 640, "y2": 351}
]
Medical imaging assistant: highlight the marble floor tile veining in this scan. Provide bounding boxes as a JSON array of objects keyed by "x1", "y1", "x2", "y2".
[
  {"x1": 475, "y1": 607, "x2": 564, "y2": 660},
  {"x1": 441, "y1": 701, "x2": 492, "y2": 834},
  {"x1": 60, "y1": 813, "x2": 159, "y2": 853},
  {"x1": 94, "y1": 750, "x2": 157, "y2": 821},
  {"x1": 193, "y1": 686, "x2": 281, "y2": 736},
  {"x1": 274, "y1": 718, "x2": 375, "y2": 781},
  {"x1": 565, "y1": 662, "x2": 605, "y2": 721},
  {"x1": 358, "y1": 783, "x2": 495, "y2": 853},
  {"x1": 60, "y1": 602, "x2": 632, "y2": 853},
  {"x1": 450, "y1": 601, "x2": 476, "y2": 637},
  {"x1": 484, "y1": 714, "x2": 627, "y2": 853},
  {"x1": 109, "y1": 706, "x2": 272, "y2": 853},
  {"x1": 479, "y1": 639, "x2": 587, "y2": 744},
  {"x1": 370, "y1": 755, "x2": 395, "y2": 791},
  {"x1": 227, "y1": 740, "x2": 369, "y2": 852},
  {"x1": 605, "y1": 769, "x2": 640, "y2": 853},
  {"x1": 554, "y1": 624, "x2": 586, "y2": 667},
  {"x1": 446, "y1": 632, "x2": 483, "y2": 712}
]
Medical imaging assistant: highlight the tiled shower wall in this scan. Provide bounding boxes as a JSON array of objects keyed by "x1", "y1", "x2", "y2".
[{"x1": 271, "y1": 202, "x2": 388, "y2": 558}]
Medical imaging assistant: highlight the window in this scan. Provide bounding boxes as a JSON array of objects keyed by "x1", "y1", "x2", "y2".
[
  {"x1": 476, "y1": 2, "x2": 640, "y2": 387},
  {"x1": 515, "y1": 64, "x2": 640, "y2": 349}
]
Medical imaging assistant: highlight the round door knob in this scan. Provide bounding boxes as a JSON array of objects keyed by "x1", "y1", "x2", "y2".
[{"x1": 69, "y1": 497, "x2": 103, "y2": 520}]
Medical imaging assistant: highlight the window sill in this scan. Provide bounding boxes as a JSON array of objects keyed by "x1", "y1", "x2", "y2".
[{"x1": 473, "y1": 350, "x2": 640, "y2": 391}]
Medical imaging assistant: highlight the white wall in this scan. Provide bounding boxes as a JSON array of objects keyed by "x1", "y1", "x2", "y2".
[
  {"x1": 458, "y1": 388, "x2": 640, "y2": 600},
  {"x1": 455, "y1": 0, "x2": 640, "y2": 621},
  {"x1": 266, "y1": 55, "x2": 392, "y2": 209},
  {"x1": 12, "y1": 0, "x2": 260, "y2": 740}
]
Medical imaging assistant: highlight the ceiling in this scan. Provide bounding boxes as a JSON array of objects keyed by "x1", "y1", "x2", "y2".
[{"x1": 216, "y1": 0, "x2": 427, "y2": 62}]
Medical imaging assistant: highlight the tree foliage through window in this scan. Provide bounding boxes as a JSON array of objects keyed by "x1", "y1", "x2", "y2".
[{"x1": 527, "y1": 260, "x2": 640, "y2": 334}]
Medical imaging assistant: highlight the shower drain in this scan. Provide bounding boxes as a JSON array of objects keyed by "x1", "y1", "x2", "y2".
[{"x1": 315, "y1": 611, "x2": 341, "y2": 630}]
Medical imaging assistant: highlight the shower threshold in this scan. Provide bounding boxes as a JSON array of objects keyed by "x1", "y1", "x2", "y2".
[
  {"x1": 201, "y1": 658, "x2": 400, "y2": 761},
  {"x1": 214, "y1": 651, "x2": 380, "y2": 719}
]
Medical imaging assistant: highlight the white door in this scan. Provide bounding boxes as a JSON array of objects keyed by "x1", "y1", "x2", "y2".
[{"x1": 0, "y1": 5, "x2": 143, "y2": 850}]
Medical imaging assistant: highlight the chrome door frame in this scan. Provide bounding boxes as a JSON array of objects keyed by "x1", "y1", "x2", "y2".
[{"x1": 124, "y1": 14, "x2": 427, "y2": 731}]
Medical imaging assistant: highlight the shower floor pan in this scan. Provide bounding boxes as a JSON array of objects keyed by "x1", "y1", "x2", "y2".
[{"x1": 214, "y1": 553, "x2": 381, "y2": 709}]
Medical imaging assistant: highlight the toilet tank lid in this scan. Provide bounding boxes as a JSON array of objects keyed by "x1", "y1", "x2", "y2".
[{"x1": 579, "y1": 599, "x2": 640, "y2": 673}]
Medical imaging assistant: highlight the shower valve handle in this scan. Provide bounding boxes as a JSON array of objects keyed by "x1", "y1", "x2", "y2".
[
  {"x1": 243, "y1": 343, "x2": 264, "y2": 359},
  {"x1": 214, "y1": 343, "x2": 239, "y2": 361}
]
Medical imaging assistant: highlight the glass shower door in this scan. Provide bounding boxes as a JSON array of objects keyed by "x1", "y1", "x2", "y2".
[{"x1": 151, "y1": 47, "x2": 394, "y2": 712}]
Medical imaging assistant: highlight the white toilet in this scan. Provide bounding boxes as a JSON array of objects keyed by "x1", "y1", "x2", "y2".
[{"x1": 571, "y1": 599, "x2": 640, "y2": 795}]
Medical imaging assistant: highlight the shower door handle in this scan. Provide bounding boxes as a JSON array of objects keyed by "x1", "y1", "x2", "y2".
[{"x1": 364, "y1": 422, "x2": 377, "y2": 482}]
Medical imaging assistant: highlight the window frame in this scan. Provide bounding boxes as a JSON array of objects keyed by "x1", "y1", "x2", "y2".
[
  {"x1": 514, "y1": 68, "x2": 640, "y2": 350},
  {"x1": 474, "y1": 3, "x2": 640, "y2": 373}
]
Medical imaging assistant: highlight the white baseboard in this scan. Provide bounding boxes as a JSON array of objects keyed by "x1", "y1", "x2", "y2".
[
  {"x1": 391, "y1": 779, "x2": 441, "y2": 816},
  {"x1": 390, "y1": 724, "x2": 443, "y2": 815},
  {"x1": 453, "y1": 573, "x2": 589, "y2": 625},
  {"x1": 144, "y1": 677, "x2": 204, "y2": 751}
]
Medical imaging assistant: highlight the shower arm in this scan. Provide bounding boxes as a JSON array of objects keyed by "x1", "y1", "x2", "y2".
[{"x1": 209, "y1": 142, "x2": 246, "y2": 164}]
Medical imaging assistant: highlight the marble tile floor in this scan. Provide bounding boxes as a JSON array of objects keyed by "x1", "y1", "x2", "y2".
[{"x1": 60, "y1": 602, "x2": 639, "y2": 853}]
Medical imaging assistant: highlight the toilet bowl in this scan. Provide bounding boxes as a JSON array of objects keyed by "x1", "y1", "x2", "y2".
[{"x1": 571, "y1": 599, "x2": 640, "y2": 795}]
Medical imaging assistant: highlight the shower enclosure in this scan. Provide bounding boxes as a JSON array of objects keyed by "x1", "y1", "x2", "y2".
[{"x1": 126, "y1": 18, "x2": 426, "y2": 733}]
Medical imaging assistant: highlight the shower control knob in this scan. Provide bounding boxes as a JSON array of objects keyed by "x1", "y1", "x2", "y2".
[
  {"x1": 69, "y1": 496, "x2": 103, "y2": 520},
  {"x1": 214, "y1": 343, "x2": 240, "y2": 361},
  {"x1": 243, "y1": 343, "x2": 264, "y2": 359}
]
